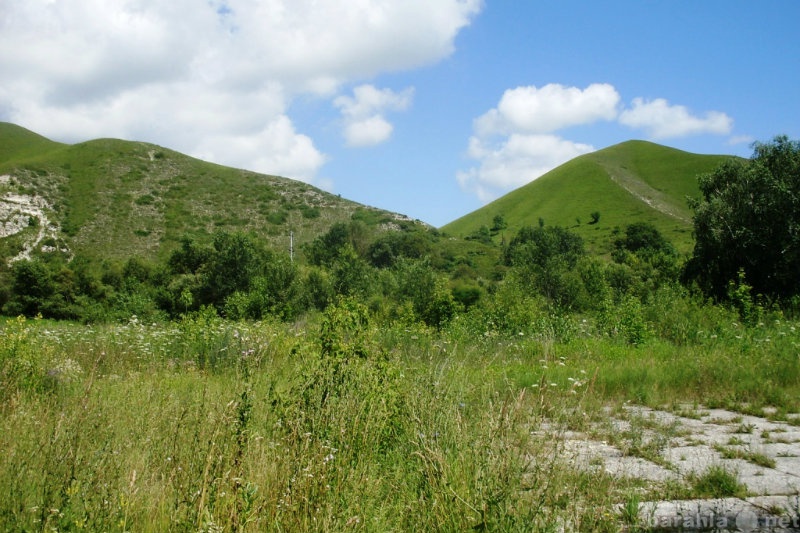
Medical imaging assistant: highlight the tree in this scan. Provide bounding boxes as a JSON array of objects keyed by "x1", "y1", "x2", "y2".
[
  {"x1": 366, "y1": 231, "x2": 431, "y2": 268},
  {"x1": 503, "y1": 225, "x2": 584, "y2": 269},
  {"x1": 330, "y1": 244, "x2": 373, "y2": 298},
  {"x1": 168, "y1": 235, "x2": 212, "y2": 274},
  {"x1": 503, "y1": 225, "x2": 586, "y2": 308},
  {"x1": 392, "y1": 258, "x2": 458, "y2": 328},
  {"x1": 613, "y1": 222, "x2": 675, "y2": 259},
  {"x1": 200, "y1": 231, "x2": 266, "y2": 307},
  {"x1": 465, "y1": 225, "x2": 492, "y2": 244},
  {"x1": 3, "y1": 259, "x2": 55, "y2": 316},
  {"x1": 304, "y1": 221, "x2": 371, "y2": 266},
  {"x1": 612, "y1": 223, "x2": 681, "y2": 297},
  {"x1": 687, "y1": 136, "x2": 800, "y2": 300},
  {"x1": 304, "y1": 222, "x2": 351, "y2": 266},
  {"x1": 490, "y1": 214, "x2": 507, "y2": 234}
]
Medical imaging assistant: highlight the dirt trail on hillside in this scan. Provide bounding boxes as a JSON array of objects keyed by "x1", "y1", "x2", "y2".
[{"x1": 596, "y1": 161, "x2": 691, "y2": 223}]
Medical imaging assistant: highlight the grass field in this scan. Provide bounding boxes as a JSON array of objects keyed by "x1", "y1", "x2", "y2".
[{"x1": 2, "y1": 298, "x2": 798, "y2": 532}]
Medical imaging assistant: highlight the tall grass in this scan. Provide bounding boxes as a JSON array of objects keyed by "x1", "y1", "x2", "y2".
[{"x1": 1, "y1": 301, "x2": 799, "y2": 531}]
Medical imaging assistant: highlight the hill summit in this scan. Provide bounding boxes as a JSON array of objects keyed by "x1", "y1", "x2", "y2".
[{"x1": 442, "y1": 140, "x2": 734, "y2": 253}]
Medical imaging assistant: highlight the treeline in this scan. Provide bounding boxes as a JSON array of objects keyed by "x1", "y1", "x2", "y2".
[
  {"x1": 0, "y1": 215, "x2": 691, "y2": 341},
  {"x1": 0, "y1": 216, "x2": 787, "y2": 341},
  {"x1": 0, "y1": 222, "x2": 470, "y2": 326},
  {"x1": 1, "y1": 135, "x2": 797, "y2": 338}
]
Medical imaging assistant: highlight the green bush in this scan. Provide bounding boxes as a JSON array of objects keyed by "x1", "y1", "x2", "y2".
[
  {"x1": 3, "y1": 260, "x2": 54, "y2": 317},
  {"x1": 597, "y1": 295, "x2": 650, "y2": 345},
  {"x1": 276, "y1": 298, "x2": 407, "y2": 456}
]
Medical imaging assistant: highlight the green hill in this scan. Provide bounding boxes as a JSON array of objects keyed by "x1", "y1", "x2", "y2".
[
  {"x1": 0, "y1": 122, "x2": 427, "y2": 265},
  {"x1": 0, "y1": 122, "x2": 66, "y2": 164},
  {"x1": 441, "y1": 140, "x2": 734, "y2": 254}
]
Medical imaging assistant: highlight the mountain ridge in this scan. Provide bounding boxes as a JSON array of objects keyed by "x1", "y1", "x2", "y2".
[
  {"x1": 0, "y1": 122, "x2": 424, "y2": 265},
  {"x1": 1, "y1": 122, "x2": 736, "y2": 265}
]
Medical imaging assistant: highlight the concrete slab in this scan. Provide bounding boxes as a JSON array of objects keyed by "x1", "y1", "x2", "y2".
[
  {"x1": 736, "y1": 461, "x2": 800, "y2": 496},
  {"x1": 776, "y1": 456, "x2": 800, "y2": 478},
  {"x1": 630, "y1": 496, "x2": 800, "y2": 532},
  {"x1": 544, "y1": 404, "x2": 800, "y2": 530},
  {"x1": 665, "y1": 444, "x2": 726, "y2": 474},
  {"x1": 766, "y1": 432, "x2": 800, "y2": 444}
]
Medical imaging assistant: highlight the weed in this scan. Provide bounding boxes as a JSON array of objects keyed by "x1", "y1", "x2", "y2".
[
  {"x1": 713, "y1": 445, "x2": 777, "y2": 468},
  {"x1": 687, "y1": 465, "x2": 747, "y2": 498},
  {"x1": 733, "y1": 422, "x2": 756, "y2": 434},
  {"x1": 1, "y1": 308, "x2": 800, "y2": 531},
  {"x1": 618, "y1": 492, "x2": 641, "y2": 528}
]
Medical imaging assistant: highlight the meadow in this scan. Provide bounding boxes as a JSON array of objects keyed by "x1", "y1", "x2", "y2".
[{"x1": 2, "y1": 294, "x2": 799, "y2": 532}]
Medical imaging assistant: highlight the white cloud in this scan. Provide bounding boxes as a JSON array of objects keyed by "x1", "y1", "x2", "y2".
[
  {"x1": 475, "y1": 83, "x2": 620, "y2": 136},
  {"x1": 0, "y1": 0, "x2": 480, "y2": 183},
  {"x1": 728, "y1": 134, "x2": 755, "y2": 146},
  {"x1": 194, "y1": 115, "x2": 327, "y2": 182},
  {"x1": 334, "y1": 85, "x2": 414, "y2": 146},
  {"x1": 335, "y1": 85, "x2": 414, "y2": 119},
  {"x1": 457, "y1": 134, "x2": 594, "y2": 202},
  {"x1": 342, "y1": 116, "x2": 395, "y2": 148},
  {"x1": 459, "y1": 83, "x2": 610, "y2": 201},
  {"x1": 619, "y1": 98, "x2": 733, "y2": 139}
]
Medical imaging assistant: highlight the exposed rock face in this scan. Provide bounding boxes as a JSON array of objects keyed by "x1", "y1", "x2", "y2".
[{"x1": 0, "y1": 174, "x2": 67, "y2": 262}]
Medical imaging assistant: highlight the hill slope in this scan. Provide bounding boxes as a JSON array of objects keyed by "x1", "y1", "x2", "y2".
[
  {"x1": 441, "y1": 141, "x2": 734, "y2": 254},
  {"x1": 0, "y1": 123, "x2": 66, "y2": 164},
  {"x1": 0, "y1": 122, "x2": 423, "y2": 264}
]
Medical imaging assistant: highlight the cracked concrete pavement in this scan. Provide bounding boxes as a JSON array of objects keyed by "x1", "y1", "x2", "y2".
[{"x1": 548, "y1": 405, "x2": 800, "y2": 531}]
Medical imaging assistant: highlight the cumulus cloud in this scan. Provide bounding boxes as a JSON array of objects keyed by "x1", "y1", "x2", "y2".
[
  {"x1": 475, "y1": 83, "x2": 620, "y2": 136},
  {"x1": 459, "y1": 83, "x2": 612, "y2": 201},
  {"x1": 193, "y1": 115, "x2": 327, "y2": 181},
  {"x1": 334, "y1": 85, "x2": 414, "y2": 147},
  {"x1": 0, "y1": 0, "x2": 480, "y2": 183},
  {"x1": 619, "y1": 98, "x2": 733, "y2": 139},
  {"x1": 342, "y1": 116, "x2": 395, "y2": 148},
  {"x1": 727, "y1": 134, "x2": 755, "y2": 147}
]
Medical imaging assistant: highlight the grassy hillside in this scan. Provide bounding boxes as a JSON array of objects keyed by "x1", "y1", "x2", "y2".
[
  {"x1": 0, "y1": 122, "x2": 66, "y2": 164},
  {"x1": 0, "y1": 122, "x2": 427, "y2": 264},
  {"x1": 442, "y1": 141, "x2": 734, "y2": 254}
]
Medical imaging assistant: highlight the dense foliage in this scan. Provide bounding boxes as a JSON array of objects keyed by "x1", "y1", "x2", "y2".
[
  {"x1": 0, "y1": 222, "x2": 466, "y2": 329},
  {"x1": 688, "y1": 135, "x2": 800, "y2": 302},
  {"x1": 0, "y1": 214, "x2": 685, "y2": 338}
]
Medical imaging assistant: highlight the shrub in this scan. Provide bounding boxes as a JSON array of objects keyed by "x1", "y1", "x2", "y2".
[
  {"x1": 597, "y1": 295, "x2": 650, "y2": 345},
  {"x1": 613, "y1": 222, "x2": 675, "y2": 259},
  {"x1": 3, "y1": 260, "x2": 54, "y2": 317},
  {"x1": 276, "y1": 298, "x2": 407, "y2": 455}
]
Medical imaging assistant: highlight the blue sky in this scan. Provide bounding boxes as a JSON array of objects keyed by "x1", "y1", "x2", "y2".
[{"x1": 2, "y1": 1, "x2": 798, "y2": 227}]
